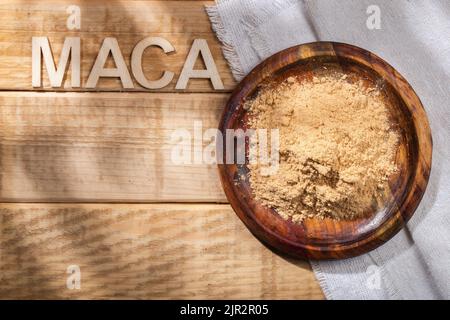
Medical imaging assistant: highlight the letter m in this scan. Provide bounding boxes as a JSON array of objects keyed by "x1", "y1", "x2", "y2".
[{"x1": 32, "y1": 37, "x2": 80, "y2": 88}]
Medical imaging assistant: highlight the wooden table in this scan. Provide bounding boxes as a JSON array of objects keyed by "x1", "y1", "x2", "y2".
[{"x1": 0, "y1": 0, "x2": 323, "y2": 299}]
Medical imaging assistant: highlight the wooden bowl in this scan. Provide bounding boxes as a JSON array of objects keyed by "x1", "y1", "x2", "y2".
[{"x1": 218, "y1": 42, "x2": 432, "y2": 260}]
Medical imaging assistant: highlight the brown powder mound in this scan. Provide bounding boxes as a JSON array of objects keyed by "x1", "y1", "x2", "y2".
[{"x1": 246, "y1": 74, "x2": 400, "y2": 222}]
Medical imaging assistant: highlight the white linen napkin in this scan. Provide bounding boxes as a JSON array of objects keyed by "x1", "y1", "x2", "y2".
[{"x1": 206, "y1": 0, "x2": 450, "y2": 299}]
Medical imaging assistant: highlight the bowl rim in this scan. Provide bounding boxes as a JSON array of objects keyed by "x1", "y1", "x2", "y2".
[{"x1": 217, "y1": 41, "x2": 433, "y2": 260}]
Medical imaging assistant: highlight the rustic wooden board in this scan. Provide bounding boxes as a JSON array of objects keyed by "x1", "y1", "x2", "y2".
[
  {"x1": 0, "y1": 91, "x2": 228, "y2": 202},
  {"x1": 0, "y1": 203, "x2": 323, "y2": 299},
  {"x1": 0, "y1": 0, "x2": 235, "y2": 92},
  {"x1": 0, "y1": 0, "x2": 323, "y2": 299}
]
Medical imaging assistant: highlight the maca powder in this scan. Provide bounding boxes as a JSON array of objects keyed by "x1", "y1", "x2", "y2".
[{"x1": 246, "y1": 73, "x2": 400, "y2": 223}]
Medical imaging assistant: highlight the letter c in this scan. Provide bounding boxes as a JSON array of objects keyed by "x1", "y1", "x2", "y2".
[{"x1": 131, "y1": 37, "x2": 175, "y2": 89}]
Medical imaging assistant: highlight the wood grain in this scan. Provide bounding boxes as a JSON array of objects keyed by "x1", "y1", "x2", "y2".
[
  {"x1": 0, "y1": 0, "x2": 324, "y2": 299},
  {"x1": 0, "y1": 203, "x2": 323, "y2": 299},
  {"x1": 0, "y1": 91, "x2": 228, "y2": 202},
  {"x1": 0, "y1": 0, "x2": 235, "y2": 92}
]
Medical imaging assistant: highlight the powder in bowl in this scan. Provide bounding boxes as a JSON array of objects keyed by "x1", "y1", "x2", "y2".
[{"x1": 246, "y1": 73, "x2": 400, "y2": 223}]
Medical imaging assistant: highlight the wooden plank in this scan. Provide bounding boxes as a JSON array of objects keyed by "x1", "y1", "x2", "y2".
[
  {"x1": 0, "y1": 91, "x2": 227, "y2": 202},
  {"x1": 0, "y1": 0, "x2": 235, "y2": 92},
  {"x1": 0, "y1": 203, "x2": 323, "y2": 299}
]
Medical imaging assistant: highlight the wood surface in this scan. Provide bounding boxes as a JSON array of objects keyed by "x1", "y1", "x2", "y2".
[
  {"x1": 0, "y1": 203, "x2": 322, "y2": 299},
  {"x1": 219, "y1": 42, "x2": 432, "y2": 260},
  {"x1": 0, "y1": 0, "x2": 236, "y2": 92},
  {"x1": 0, "y1": 0, "x2": 323, "y2": 299},
  {"x1": 0, "y1": 91, "x2": 227, "y2": 202}
]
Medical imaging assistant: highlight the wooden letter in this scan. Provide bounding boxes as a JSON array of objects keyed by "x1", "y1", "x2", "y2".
[
  {"x1": 86, "y1": 37, "x2": 134, "y2": 89},
  {"x1": 32, "y1": 37, "x2": 80, "y2": 88},
  {"x1": 176, "y1": 39, "x2": 224, "y2": 90},
  {"x1": 131, "y1": 37, "x2": 175, "y2": 89}
]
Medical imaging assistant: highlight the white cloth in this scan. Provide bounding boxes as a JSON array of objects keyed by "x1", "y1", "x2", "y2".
[{"x1": 206, "y1": 0, "x2": 450, "y2": 299}]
